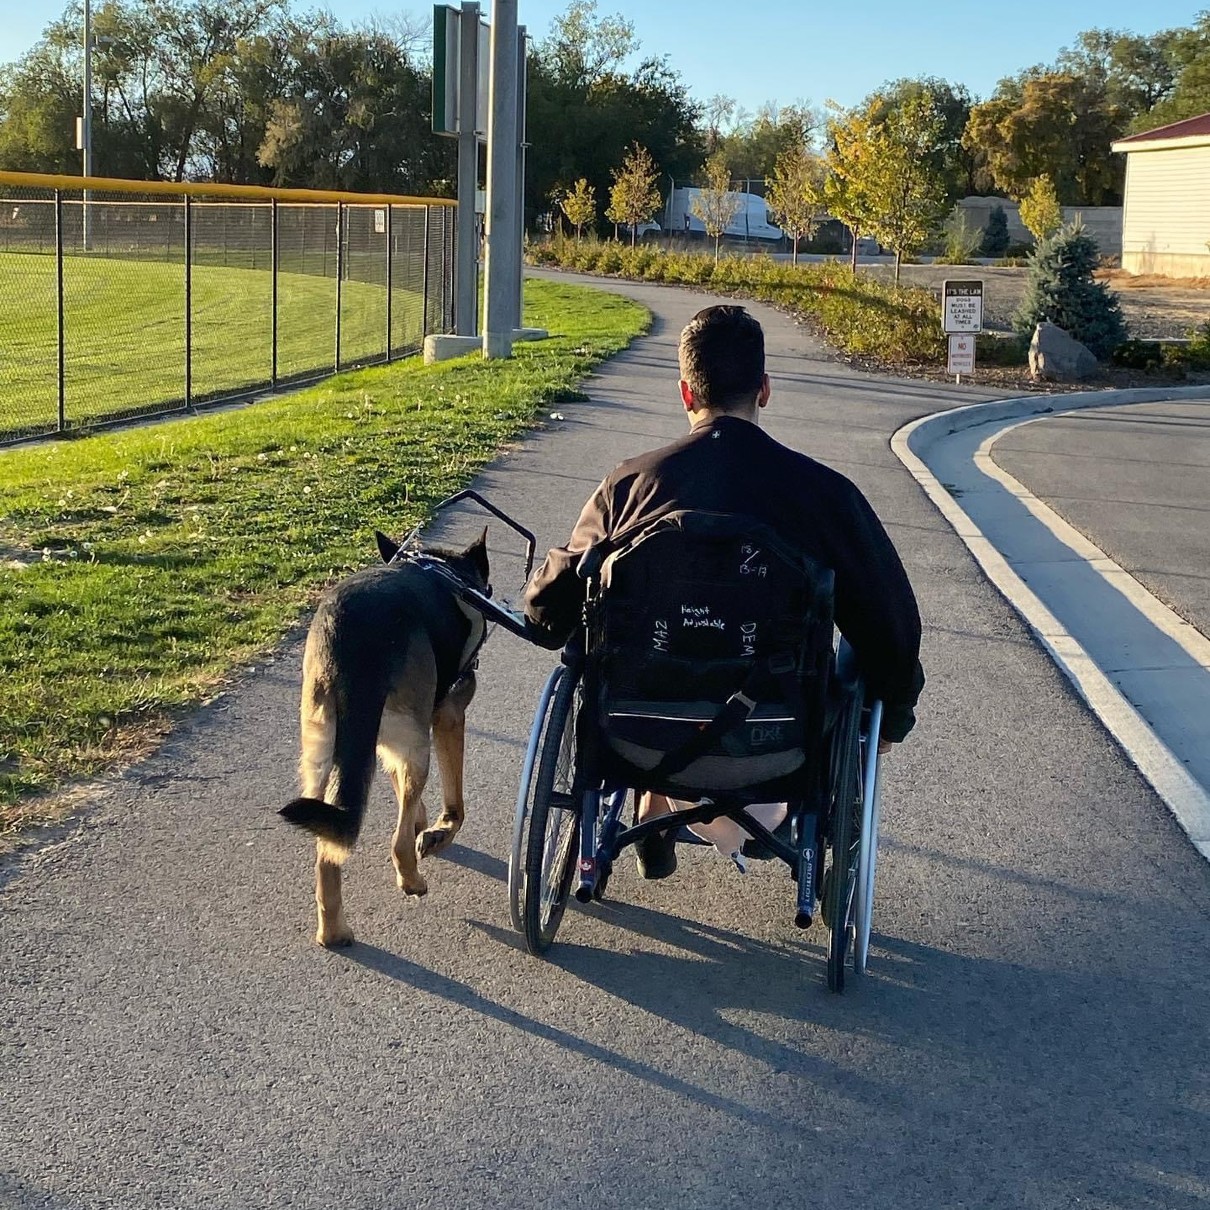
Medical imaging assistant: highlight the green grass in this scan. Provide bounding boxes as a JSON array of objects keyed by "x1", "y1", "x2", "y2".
[
  {"x1": 0, "y1": 276, "x2": 649, "y2": 822},
  {"x1": 0, "y1": 252, "x2": 426, "y2": 439}
]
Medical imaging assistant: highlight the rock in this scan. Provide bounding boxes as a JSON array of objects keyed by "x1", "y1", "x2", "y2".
[{"x1": 1029, "y1": 321, "x2": 1099, "y2": 382}]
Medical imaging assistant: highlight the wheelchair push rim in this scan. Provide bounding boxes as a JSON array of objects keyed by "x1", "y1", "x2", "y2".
[
  {"x1": 853, "y1": 700, "x2": 884, "y2": 975},
  {"x1": 826, "y1": 684, "x2": 864, "y2": 993}
]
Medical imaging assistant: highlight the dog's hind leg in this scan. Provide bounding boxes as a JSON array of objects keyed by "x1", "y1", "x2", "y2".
[
  {"x1": 418, "y1": 673, "x2": 476, "y2": 860},
  {"x1": 380, "y1": 707, "x2": 432, "y2": 897},
  {"x1": 298, "y1": 679, "x2": 356, "y2": 948}
]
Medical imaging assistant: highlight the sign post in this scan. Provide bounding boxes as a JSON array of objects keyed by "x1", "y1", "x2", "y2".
[{"x1": 942, "y1": 279, "x2": 983, "y2": 384}]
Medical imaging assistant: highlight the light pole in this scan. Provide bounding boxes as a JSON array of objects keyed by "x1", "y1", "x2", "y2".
[{"x1": 82, "y1": 0, "x2": 93, "y2": 250}]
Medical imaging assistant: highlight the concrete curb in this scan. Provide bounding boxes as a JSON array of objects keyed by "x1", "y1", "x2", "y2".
[{"x1": 892, "y1": 386, "x2": 1210, "y2": 863}]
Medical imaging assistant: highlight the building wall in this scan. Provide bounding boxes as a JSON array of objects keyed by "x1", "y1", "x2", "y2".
[
  {"x1": 956, "y1": 197, "x2": 1123, "y2": 256},
  {"x1": 1120, "y1": 144, "x2": 1210, "y2": 276}
]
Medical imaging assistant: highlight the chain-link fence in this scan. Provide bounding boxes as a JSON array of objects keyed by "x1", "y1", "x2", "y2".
[{"x1": 0, "y1": 173, "x2": 457, "y2": 444}]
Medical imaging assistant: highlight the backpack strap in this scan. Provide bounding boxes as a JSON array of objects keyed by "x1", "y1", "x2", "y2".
[{"x1": 644, "y1": 652, "x2": 801, "y2": 783}]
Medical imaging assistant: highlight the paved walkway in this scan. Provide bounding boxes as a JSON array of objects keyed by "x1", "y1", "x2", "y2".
[{"x1": 2, "y1": 273, "x2": 1207, "y2": 1210}]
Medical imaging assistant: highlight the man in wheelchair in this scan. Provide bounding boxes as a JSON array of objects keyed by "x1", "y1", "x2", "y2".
[{"x1": 522, "y1": 304, "x2": 923, "y2": 886}]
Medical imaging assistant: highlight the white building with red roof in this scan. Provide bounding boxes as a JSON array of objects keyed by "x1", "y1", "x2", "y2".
[{"x1": 1112, "y1": 113, "x2": 1210, "y2": 277}]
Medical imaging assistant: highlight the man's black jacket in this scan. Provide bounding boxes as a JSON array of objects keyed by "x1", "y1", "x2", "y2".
[{"x1": 523, "y1": 415, "x2": 925, "y2": 742}]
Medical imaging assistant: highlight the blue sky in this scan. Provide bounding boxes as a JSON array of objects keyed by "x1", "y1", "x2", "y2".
[{"x1": 0, "y1": 0, "x2": 1203, "y2": 114}]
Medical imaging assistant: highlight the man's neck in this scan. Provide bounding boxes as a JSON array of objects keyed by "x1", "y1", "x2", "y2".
[{"x1": 689, "y1": 405, "x2": 759, "y2": 430}]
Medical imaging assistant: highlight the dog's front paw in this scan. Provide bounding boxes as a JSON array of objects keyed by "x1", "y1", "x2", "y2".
[{"x1": 416, "y1": 820, "x2": 459, "y2": 860}]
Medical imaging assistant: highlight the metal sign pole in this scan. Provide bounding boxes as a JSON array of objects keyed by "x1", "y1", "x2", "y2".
[
  {"x1": 513, "y1": 25, "x2": 527, "y2": 332},
  {"x1": 455, "y1": 2, "x2": 481, "y2": 336},
  {"x1": 482, "y1": 0, "x2": 518, "y2": 359}
]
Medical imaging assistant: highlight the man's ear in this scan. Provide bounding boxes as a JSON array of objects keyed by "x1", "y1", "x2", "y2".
[
  {"x1": 679, "y1": 378, "x2": 695, "y2": 413},
  {"x1": 462, "y1": 526, "x2": 489, "y2": 582},
  {"x1": 375, "y1": 531, "x2": 401, "y2": 563},
  {"x1": 757, "y1": 373, "x2": 771, "y2": 409}
]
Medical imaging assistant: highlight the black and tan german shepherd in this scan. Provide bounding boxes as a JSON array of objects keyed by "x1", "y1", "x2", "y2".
[{"x1": 279, "y1": 530, "x2": 489, "y2": 947}]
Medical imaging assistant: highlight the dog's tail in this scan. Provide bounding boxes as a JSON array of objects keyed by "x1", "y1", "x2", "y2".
[{"x1": 280, "y1": 679, "x2": 383, "y2": 862}]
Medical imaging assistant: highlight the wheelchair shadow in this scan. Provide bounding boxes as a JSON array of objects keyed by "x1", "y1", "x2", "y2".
[{"x1": 341, "y1": 938, "x2": 829, "y2": 1136}]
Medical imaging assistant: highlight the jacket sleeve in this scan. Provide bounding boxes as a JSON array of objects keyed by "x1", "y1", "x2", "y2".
[
  {"x1": 523, "y1": 478, "x2": 613, "y2": 645},
  {"x1": 831, "y1": 486, "x2": 925, "y2": 743}
]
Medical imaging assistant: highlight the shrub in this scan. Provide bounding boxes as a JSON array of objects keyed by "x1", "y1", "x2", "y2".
[
  {"x1": 1186, "y1": 320, "x2": 1210, "y2": 369},
  {"x1": 937, "y1": 209, "x2": 983, "y2": 264},
  {"x1": 976, "y1": 332, "x2": 1028, "y2": 366},
  {"x1": 979, "y1": 205, "x2": 1010, "y2": 258},
  {"x1": 1111, "y1": 340, "x2": 1164, "y2": 370},
  {"x1": 1013, "y1": 222, "x2": 1128, "y2": 359}
]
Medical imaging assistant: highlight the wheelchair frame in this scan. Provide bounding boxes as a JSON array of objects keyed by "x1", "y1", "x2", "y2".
[{"x1": 508, "y1": 649, "x2": 885, "y2": 993}]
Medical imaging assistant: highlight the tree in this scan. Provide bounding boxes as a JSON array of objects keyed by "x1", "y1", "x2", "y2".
[
  {"x1": 559, "y1": 177, "x2": 596, "y2": 240},
  {"x1": 962, "y1": 71, "x2": 1127, "y2": 205},
  {"x1": 689, "y1": 150, "x2": 740, "y2": 262},
  {"x1": 869, "y1": 77, "x2": 985, "y2": 201},
  {"x1": 605, "y1": 142, "x2": 661, "y2": 246},
  {"x1": 525, "y1": 3, "x2": 702, "y2": 235},
  {"x1": 713, "y1": 100, "x2": 818, "y2": 184},
  {"x1": 1018, "y1": 174, "x2": 1063, "y2": 242},
  {"x1": 821, "y1": 100, "x2": 880, "y2": 272},
  {"x1": 979, "y1": 204, "x2": 1009, "y2": 257},
  {"x1": 765, "y1": 144, "x2": 824, "y2": 263},
  {"x1": 1014, "y1": 221, "x2": 1127, "y2": 358},
  {"x1": 864, "y1": 94, "x2": 949, "y2": 283},
  {"x1": 1133, "y1": 14, "x2": 1210, "y2": 129}
]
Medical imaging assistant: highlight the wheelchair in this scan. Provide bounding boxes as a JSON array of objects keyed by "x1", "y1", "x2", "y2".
[{"x1": 507, "y1": 510, "x2": 886, "y2": 993}]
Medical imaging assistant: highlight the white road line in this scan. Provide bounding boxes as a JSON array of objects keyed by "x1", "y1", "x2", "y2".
[{"x1": 892, "y1": 387, "x2": 1210, "y2": 863}]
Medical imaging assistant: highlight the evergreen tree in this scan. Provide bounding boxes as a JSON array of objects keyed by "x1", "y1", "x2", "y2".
[
  {"x1": 1013, "y1": 222, "x2": 1127, "y2": 358},
  {"x1": 979, "y1": 205, "x2": 1009, "y2": 257}
]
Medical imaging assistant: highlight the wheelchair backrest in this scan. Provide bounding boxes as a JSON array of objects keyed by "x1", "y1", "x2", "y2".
[{"x1": 585, "y1": 510, "x2": 835, "y2": 796}]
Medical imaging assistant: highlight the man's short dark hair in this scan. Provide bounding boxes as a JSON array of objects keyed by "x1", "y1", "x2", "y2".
[{"x1": 678, "y1": 305, "x2": 765, "y2": 410}]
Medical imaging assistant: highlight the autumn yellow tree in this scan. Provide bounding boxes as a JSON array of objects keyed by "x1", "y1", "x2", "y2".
[
  {"x1": 821, "y1": 101, "x2": 881, "y2": 273},
  {"x1": 1018, "y1": 173, "x2": 1064, "y2": 242},
  {"x1": 766, "y1": 145, "x2": 825, "y2": 264},
  {"x1": 559, "y1": 178, "x2": 596, "y2": 241},
  {"x1": 689, "y1": 151, "x2": 741, "y2": 263},
  {"x1": 605, "y1": 143, "x2": 662, "y2": 247}
]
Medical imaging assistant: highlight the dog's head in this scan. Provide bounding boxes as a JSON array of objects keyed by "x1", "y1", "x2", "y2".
[{"x1": 375, "y1": 527, "x2": 490, "y2": 591}]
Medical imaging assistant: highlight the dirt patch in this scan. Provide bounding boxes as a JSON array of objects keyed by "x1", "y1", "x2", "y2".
[{"x1": 856, "y1": 263, "x2": 1210, "y2": 342}]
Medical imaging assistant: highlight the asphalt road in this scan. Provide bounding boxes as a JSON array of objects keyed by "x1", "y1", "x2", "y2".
[
  {"x1": 992, "y1": 398, "x2": 1210, "y2": 641},
  {"x1": 2, "y1": 273, "x2": 1207, "y2": 1210}
]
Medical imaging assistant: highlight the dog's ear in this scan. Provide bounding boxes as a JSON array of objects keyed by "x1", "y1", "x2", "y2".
[
  {"x1": 375, "y1": 530, "x2": 401, "y2": 563},
  {"x1": 462, "y1": 526, "x2": 489, "y2": 582}
]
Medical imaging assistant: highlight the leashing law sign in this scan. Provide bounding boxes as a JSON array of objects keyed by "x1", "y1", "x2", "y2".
[{"x1": 942, "y1": 279, "x2": 984, "y2": 334}]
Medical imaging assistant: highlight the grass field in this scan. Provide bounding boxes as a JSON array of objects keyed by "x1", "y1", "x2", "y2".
[
  {"x1": 0, "y1": 276, "x2": 649, "y2": 825},
  {"x1": 0, "y1": 252, "x2": 427, "y2": 439}
]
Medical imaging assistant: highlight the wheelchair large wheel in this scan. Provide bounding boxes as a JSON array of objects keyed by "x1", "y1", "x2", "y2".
[
  {"x1": 825, "y1": 685, "x2": 864, "y2": 993},
  {"x1": 508, "y1": 665, "x2": 565, "y2": 931},
  {"x1": 520, "y1": 663, "x2": 582, "y2": 955}
]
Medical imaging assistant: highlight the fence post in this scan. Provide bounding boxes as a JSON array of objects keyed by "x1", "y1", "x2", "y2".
[
  {"x1": 334, "y1": 201, "x2": 344, "y2": 372},
  {"x1": 184, "y1": 194, "x2": 192, "y2": 409},
  {"x1": 56, "y1": 190, "x2": 65, "y2": 433},
  {"x1": 271, "y1": 198, "x2": 279, "y2": 390},
  {"x1": 421, "y1": 207, "x2": 431, "y2": 340},
  {"x1": 384, "y1": 205, "x2": 394, "y2": 363}
]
